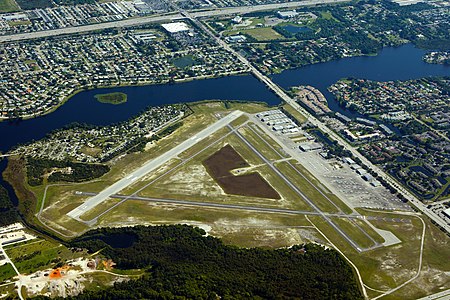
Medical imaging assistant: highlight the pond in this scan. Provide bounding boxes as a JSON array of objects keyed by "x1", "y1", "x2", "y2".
[{"x1": 279, "y1": 25, "x2": 311, "y2": 34}]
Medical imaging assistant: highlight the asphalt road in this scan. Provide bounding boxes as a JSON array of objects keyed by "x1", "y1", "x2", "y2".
[
  {"x1": 194, "y1": 7, "x2": 450, "y2": 234},
  {"x1": 0, "y1": 0, "x2": 350, "y2": 43},
  {"x1": 67, "y1": 110, "x2": 243, "y2": 219}
]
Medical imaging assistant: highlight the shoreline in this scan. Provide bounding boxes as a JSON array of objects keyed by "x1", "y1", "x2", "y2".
[
  {"x1": 0, "y1": 42, "x2": 428, "y2": 123},
  {"x1": 0, "y1": 70, "x2": 250, "y2": 123}
]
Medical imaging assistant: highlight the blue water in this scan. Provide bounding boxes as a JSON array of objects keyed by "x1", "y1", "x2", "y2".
[
  {"x1": 0, "y1": 75, "x2": 279, "y2": 153},
  {"x1": 280, "y1": 25, "x2": 311, "y2": 34},
  {"x1": 1, "y1": 44, "x2": 447, "y2": 155},
  {"x1": 271, "y1": 44, "x2": 449, "y2": 116},
  {"x1": 0, "y1": 43, "x2": 449, "y2": 206}
]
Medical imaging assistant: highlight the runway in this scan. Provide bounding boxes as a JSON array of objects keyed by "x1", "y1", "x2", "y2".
[{"x1": 67, "y1": 110, "x2": 243, "y2": 219}]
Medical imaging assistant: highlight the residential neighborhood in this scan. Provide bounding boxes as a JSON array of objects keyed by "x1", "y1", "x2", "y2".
[{"x1": 0, "y1": 22, "x2": 248, "y2": 119}]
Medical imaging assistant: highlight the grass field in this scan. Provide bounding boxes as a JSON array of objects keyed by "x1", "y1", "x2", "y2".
[
  {"x1": 96, "y1": 199, "x2": 319, "y2": 248},
  {"x1": 238, "y1": 126, "x2": 283, "y2": 161},
  {"x1": 6, "y1": 239, "x2": 81, "y2": 274},
  {"x1": 0, "y1": 264, "x2": 16, "y2": 283},
  {"x1": 308, "y1": 208, "x2": 450, "y2": 299},
  {"x1": 332, "y1": 218, "x2": 376, "y2": 249},
  {"x1": 275, "y1": 161, "x2": 353, "y2": 214},
  {"x1": 282, "y1": 103, "x2": 307, "y2": 123},
  {"x1": 225, "y1": 27, "x2": 284, "y2": 41},
  {"x1": 248, "y1": 123, "x2": 290, "y2": 157},
  {"x1": 0, "y1": 0, "x2": 19, "y2": 12},
  {"x1": 244, "y1": 27, "x2": 284, "y2": 41},
  {"x1": 0, "y1": 283, "x2": 16, "y2": 299},
  {"x1": 34, "y1": 102, "x2": 273, "y2": 235},
  {"x1": 290, "y1": 162, "x2": 353, "y2": 214}
]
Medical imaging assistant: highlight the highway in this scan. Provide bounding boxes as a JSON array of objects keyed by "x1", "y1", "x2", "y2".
[
  {"x1": 0, "y1": 0, "x2": 350, "y2": 43},
  {"x1": 67, "y1": 110, "x2": 243, "y2": 219},
  {"x1": 186, "y1": 5, "x2": 450, "y2": 234}
]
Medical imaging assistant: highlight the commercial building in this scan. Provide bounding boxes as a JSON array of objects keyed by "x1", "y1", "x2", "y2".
[
  {"x1": 299, "y1": 142, "x2": 322, "y2": 152},
  {"x1": 343, "y1": 157, "x2": 356, "y2": 165},
  {"x1": 161, "y1": 22, "x2": 190, "y2": 34},
  {"x1": 232, "y1": 16, "x2": 243, "y2": 24},
  {"x1": 277, "y1": 10, "x2": 299, "y2": 19},
  {"x1": 226, "y1": 35, "x2": 247, "y2": 43},
  {"x1": 443, "y1": 208, "x2": 450, "y2": 218},
  {"x1": 362, "y1": 174, "x2": 374, "y2": 182}
]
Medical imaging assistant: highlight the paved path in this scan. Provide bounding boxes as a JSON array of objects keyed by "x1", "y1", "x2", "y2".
[{"x1": 67, "y1": 110, "x2": 243, "y2": 219}]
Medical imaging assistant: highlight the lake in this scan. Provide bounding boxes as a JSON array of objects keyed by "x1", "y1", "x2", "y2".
[
  {"x1": 280, "y1": 25, "x2": 311, "y2": 34},
  {"x1": 271, "y1": 43, "x2": 449, "y2": 116},
  {"x1": 1, "y1": 44, "x2": 448, "y2": 154},
  {"x1": 0, "y1": 75, "x2": 279, "y2": 154},
  {"x1": 0, "y1": 43, "x2": 448, "y2": 206}
]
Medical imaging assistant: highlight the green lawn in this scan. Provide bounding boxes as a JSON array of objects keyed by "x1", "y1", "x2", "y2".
[
  {"x1": 0, "y1": 0, "x2": 20, "y2": 12},
  {"x1": 245, "y1": 27, "x2": 284, "y2": 41},
  {"x1": 275, "y1": 161, "x2": 352, "y2": 214},
  {"x1": 6, "y1": 239, "x2": 81, "y2": 274},
  {"x1": 282, "y1": 103, "x2": 308, "y2": 123},
  {"x1": 320, "y1": 11, "x2": 338, "y2": 21},
  {"x1": 332, "y1": 218, "x2": 376, "y2": 249},
  {"x1": 238, "y1": 126, "x2": 283, "y2": 161},
  {"x1": 0, "y1": 264, "x2": 16, "y2": 283},
  {"x1": 173, "y1": 55, "x2": 200, "y2": 68},
  {"x1": 225, "y1": 27, "x2": 284, "y2": 41}
]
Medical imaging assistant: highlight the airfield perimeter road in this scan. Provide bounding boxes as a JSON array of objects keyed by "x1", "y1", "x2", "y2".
[
  {"x1": 0, "y1": 0, "x2": 350, "y2": 43},
  {"x1": 67, "y1": 110, "x2": 244, "y2": 219}
]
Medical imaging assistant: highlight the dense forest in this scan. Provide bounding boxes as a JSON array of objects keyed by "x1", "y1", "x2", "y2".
[
  {"x1": 26, "y1": 158, "x2": 110, "y2": 186},
  {"x1": 0, "y1": 185, "x2": 18, "y2": 227},
  {"x1": 35, "y1": 225, "x2": 366, "y2": 300}
]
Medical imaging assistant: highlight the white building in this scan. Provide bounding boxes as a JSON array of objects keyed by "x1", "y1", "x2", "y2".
[
  {"x1": 277, "y1": 10, "x2": 299, "y2": 19},
  {"x1": 232, "y1": 16, "x2": 243, "y2": 24},
  {"x1": 161, "y1": 22, "x2": 190, "y2": 34}
]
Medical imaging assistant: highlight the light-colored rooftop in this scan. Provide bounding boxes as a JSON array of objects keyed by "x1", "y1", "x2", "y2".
[{"x1": 161, "y1": 22, "x2": 190, "y2": 33}]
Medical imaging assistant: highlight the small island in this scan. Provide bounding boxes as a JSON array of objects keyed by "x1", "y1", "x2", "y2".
[{"x1": 94, "y1": 92, "x2": 127, "y2": 105}]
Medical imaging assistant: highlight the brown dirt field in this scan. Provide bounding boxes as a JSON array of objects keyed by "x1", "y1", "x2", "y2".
[{"x1": 203, "y1": 144, "x2": 280, "y2": 199}]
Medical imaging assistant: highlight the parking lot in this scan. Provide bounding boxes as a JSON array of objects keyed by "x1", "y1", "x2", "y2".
[{"x1": 253, "y1": 111, "x2": 412, "y2": 212}]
